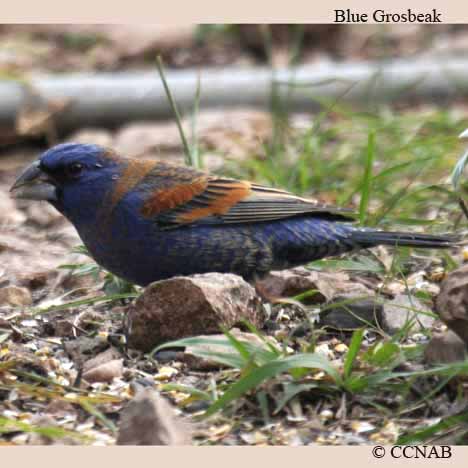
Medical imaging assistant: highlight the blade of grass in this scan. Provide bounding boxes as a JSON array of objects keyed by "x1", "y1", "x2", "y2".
[
  {"x1": 156, "y1": 55, "x2": 192, "y2": 166},
  {"x1": 32, "y1": 292, "x2": 137, "y2": 315},
  {"x1": 239, "y1": 320, "x2": 282, "y2": 357},
  {"x1": 160, "y1": 383, "x2": 212, "y2": 401},
  {"x1": 343, "y1": 328, "x2": 364, "y2": 380},
  {"x1": 0, "y1": 417, "x2": 91, "y2": 442},
  {"x1": 79, "y1": 400, "x2": 118, "y2": 435},
  {"x1": 274, "y1": 382, "x2": 319, "y2": 414},
  {"x1": 221, "y1": 327, "x2": 254, "y2": 365},
  {"x1": 451, "y1": 148, "x2": 468, "y2": 191},
  {"x1": 190, "y1": 72, "x2": 202, "y2": 169},
  {"x1": 359, "y1": 130, "x2": 376, "y2": 225},
  {"x1": 398, "y1": 411, "x2": 468, "y2": 445},
  {"x1": 203, "y1": 353, "x2": 341, "y2": 417}
]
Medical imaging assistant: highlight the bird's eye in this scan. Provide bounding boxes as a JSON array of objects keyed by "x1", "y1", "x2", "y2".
[{"x1": 66, "y1": 162, "x2": 84, "y2": 178}]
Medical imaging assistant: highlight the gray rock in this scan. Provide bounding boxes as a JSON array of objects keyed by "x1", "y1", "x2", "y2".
[
  {"x1": 63, "y1": 336, "x2": 108, "y2": 366},
  {"x1": 117, "y1": 388, "x2": 191, "y2": 445},
  {"x1": 381, "y1": 294, "x2": 434, "y2": 334},
  {"x1": 320, "y1": 293, "x2": 435, "y2": 335},
  {"x1": 257, "y1": 267, "x2": 373, "y2": 303},
  {"x1": 436, "y1": 264, "x2": 468, "y2": 345},
  {"x1": 320, "y1": 297, "x2": 383, "y2": 330},
  {"x1": 424, "y1": 329, "x2": 467, "y2": 365},
  {"x1": 82, "y1": 347, "x2": 123, "y2": 384}
]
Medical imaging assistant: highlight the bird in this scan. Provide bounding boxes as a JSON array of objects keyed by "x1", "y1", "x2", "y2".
[{"x1": 10, "y1": 143, "x2": 457, "y2": 287}]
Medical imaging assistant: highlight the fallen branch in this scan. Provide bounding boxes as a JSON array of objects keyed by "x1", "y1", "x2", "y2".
[{"x1": 2, "y1": 58, "x2": 468, "y2": 133}]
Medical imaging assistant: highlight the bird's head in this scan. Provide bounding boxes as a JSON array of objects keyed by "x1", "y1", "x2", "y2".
[{"x1": 10, "y1": 143, "x2": 123, "y2": 222}]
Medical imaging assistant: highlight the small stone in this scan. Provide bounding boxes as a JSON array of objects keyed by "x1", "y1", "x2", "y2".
[
  {"x1": 257, "y1": 267, "x2": 373, "y2": 303},
  {"x1": 63, "y1": 336, "x2": 108, "y2": 366},
  {"x1": 350, "y1": 421, "x2": 376, "y2": 434},
  {"x1": 82, "y1": 359, "x2": 123, "y2": 384},
  {"x1": 44, "y1": 400, "x2": 76, "y2": 416},
  {"x1": 82, "y1": 347, "x2": 123, "y2": 384},
  {"x1": 117, "y1": 388, "x2": 191, "y2": 445},
  {"x1": 380, "y1": 294, "x2": 434, "y2": 335},
  {"x1": 126, "y1": 273, "x2": 264, "y2": 351},
  {"x1": 153, "y1": 366, "x2": 178, "y2": 381},
  {"x1": 320, "y1": 297, "x2": 383, "y2": 330},
  {"x1": 319, "y1": 409, "x2": 334, "y2": 421},
  {"x1": 424, "y1": 330, "x2": 467, "y2": 365},
  {"x1": 436, "y1": 264, "x2": 468, "y2": 345},
  {"x1": 153, "y1": 350, "x2": 184, "y2": 364},
  {"x1": 0, "y1": 285, "x2": 32, "y2": 307},
  {"x1": 334, "y1": 343, "x2": 348, "y2": 353},
  {"x1": 53, "y1": 320, "x2": 75, "y2": 337}
]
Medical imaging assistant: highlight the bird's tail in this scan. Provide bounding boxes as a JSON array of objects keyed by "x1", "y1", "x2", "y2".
[{"x1": 350, "y1": 228, "x2": 458, "y2": 249}]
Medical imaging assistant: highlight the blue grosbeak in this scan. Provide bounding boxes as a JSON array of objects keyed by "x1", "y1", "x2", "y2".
[{"x1": 10, "y1": 143, "x2": 455, "y2": 286}]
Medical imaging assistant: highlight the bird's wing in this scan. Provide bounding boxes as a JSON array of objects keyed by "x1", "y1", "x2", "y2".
[{"x1": 141, "y1": 171, "x2": 356, "y2": 229}]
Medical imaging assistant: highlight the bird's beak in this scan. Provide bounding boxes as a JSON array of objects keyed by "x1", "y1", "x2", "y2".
[{"x1": 9, "y1": 160, "x2": 58, "y2": 201}]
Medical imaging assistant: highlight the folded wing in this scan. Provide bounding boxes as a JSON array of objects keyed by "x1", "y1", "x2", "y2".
[{"x1": 141, "y1": 169, "x2": 355, "y2": 229}]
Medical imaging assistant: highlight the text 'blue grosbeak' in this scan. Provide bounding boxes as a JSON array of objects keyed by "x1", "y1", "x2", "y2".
[{"x1": 10, "y1": 143, "x2": 456, "y2": 286}]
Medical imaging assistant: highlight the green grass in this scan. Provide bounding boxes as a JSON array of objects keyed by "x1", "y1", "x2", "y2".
[
  {"x1": 155, "y1": 323, "x2": 468, "y2": 443},
  {"x1": 229, "y1": 104, "x2": 465, "y2": 234}
]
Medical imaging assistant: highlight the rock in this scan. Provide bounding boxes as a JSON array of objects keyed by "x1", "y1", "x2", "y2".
[
  {"x1": 257, "y1": 267, "x2": 373, "y2": 303},
  {"x1": 117, "y1": 388, "x2": 191, "y2": 445},
  {"x1": 44, "y1": 399, "x2": 76, "y2": 417},
  {"x1": 53, "y1": 319, "x2": 75, "y2": 337},
  {"x1": 82, "y1": 347, "x2": 124, "y2": 384},
  {"x1": 0, "y1": 285, "x2": 32, "y2": 307},
  {"x1": 153, "y1": 350, "x2": 185, "y2": 364},
  {"x1": 320, "y1": 293, "x2": 436, "y2": 334},
  {"x1": 424, "y1": 330, "x2": 467, "y2": 365},
  {"x1": 63, "y1": 337, "x2": 108, "y2": 367},
  {"x1": 381, "y1": 294, "x2": 435, "y2": 334},
  {"x1": 83, "y1": 359, "x2": 123, "y2": 384},
  {"x1": 126, "y1": 273, "x2": 264, "y2": 352},
  {"x1": 320, "y1": 298, "x2": 383, "y2": 330},
  {"x1": 436, "y1": 264, "x2": 468, "y2": 345}
]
